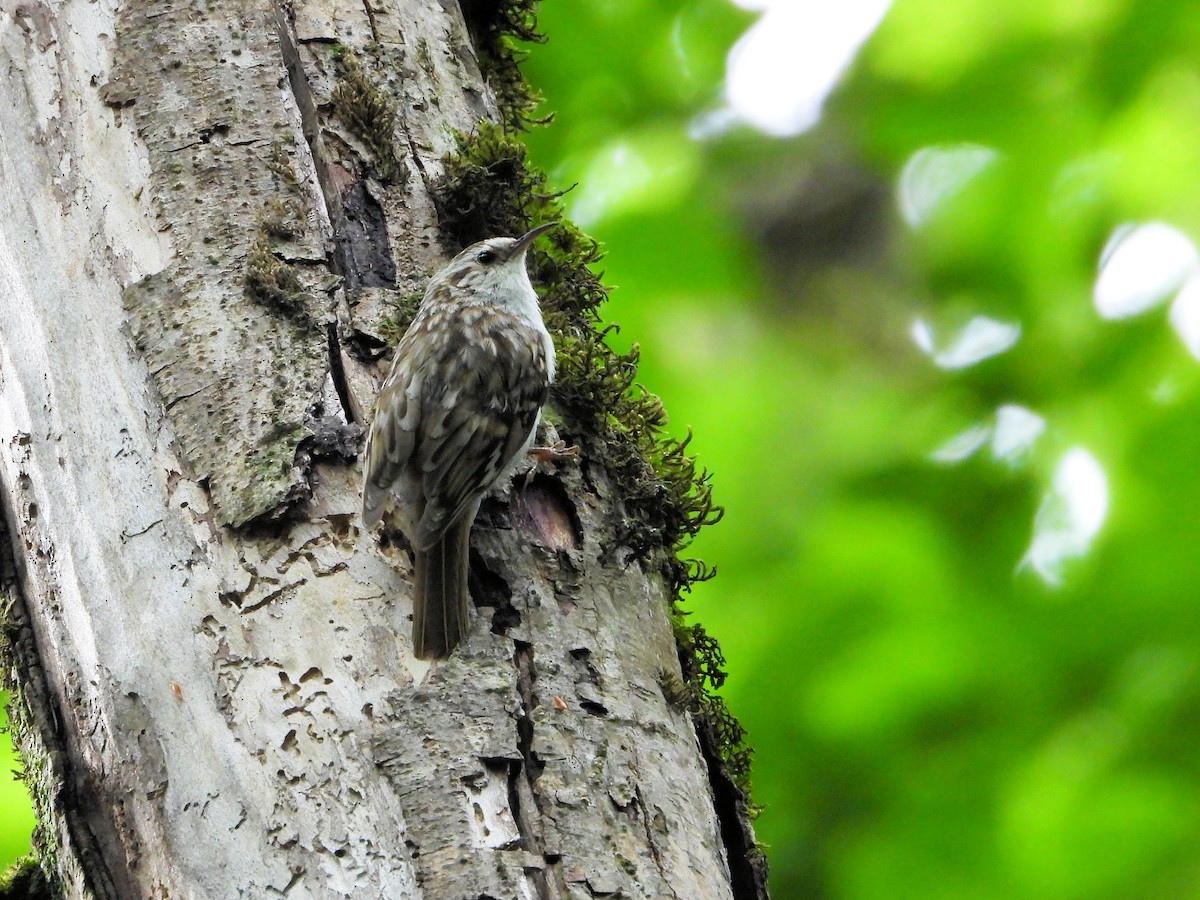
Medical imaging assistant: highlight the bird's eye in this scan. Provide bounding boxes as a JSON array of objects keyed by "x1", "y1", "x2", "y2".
[{"x1": 477, "y1": 249, "x2": 497, "y2": 264}]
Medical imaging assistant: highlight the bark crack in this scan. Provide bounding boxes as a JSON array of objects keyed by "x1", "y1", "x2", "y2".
[
  {"x1": 274, "y1": 4, "x2": 399, "y2": 293},
  {"x1": 239, "y1": 578, "x2": 307, "y2": 614},
  {"x1": 324, "y1": 321, "x2": 357, "y2": 424},
  {"x1": 360, "y1": 0, "x2": 379, "y2": 42},
  {"x1": 270, "y1": 2, "x2": 347, "y2": 285},
  {"x1": 164, "y1": 382, "x2": 214, "y2": 411},
  {"x1": 510, "y1": 639, "x2": 562, "y2": 900},
  {"x1": 119, "y1": 518, "x2": 162, "y2": 540},
  {"x1": 634, "y1": 785, "x2": 680, "y2": 900},
  {"x1": 396, "y1": 102, "x2": 431, "y2": 195},
  {"x1": 271, "y1": 6, "x2": 321, "y2": 155},
  {"x1": 271, "y1": 2, "x2": 378, "y2": 430}
]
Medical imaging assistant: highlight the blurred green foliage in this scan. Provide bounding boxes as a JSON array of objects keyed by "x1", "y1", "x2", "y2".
[
  {"x1": 521, "y1": 0, "x2": 1200, "y2": 897},
  {"x1": 0, "y1": 694, "x2": 33, "y2": 864},
  {"x1": 7, "y1": 2, "x2": 1200, "y2": 897}
]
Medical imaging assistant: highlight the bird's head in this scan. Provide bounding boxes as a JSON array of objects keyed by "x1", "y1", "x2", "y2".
[{"x1": 433, "y1": 222, "x2": 557, "y2": 303}]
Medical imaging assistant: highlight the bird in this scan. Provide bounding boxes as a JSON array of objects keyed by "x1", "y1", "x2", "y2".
[{"x1": 361, "y1": 222, "x2": 558, "y2": 659}]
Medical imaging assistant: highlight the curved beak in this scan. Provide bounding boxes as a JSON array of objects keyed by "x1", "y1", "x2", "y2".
[{"x1": 510, "y1": 221, "x2": 557, "y2": 258}]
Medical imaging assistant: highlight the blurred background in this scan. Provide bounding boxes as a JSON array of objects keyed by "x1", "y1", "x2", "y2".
[
  {"x1": 9, "y1": 0, "x2": 1200, "y2": 894},
  {"x1": 517, "y1": 0, "x2": 1200, "y2": 897}
]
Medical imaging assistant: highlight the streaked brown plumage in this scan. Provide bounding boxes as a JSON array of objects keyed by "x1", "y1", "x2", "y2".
[{"x1": 361, "y1": 223, "x2": 556, "y2": 658}]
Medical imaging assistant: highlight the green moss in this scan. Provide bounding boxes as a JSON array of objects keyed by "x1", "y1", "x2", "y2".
[
  {"x1": 266, "y1": 143, "x2": 302, "y2": 194},
  {"x1": 245, "y1": 422, "x2": 307, "y2": 480},
  {"x1": 260, "y1": 198, "x2": 306, "y2": 241},
  {"x1": 330, "y1": 50, "x2": 405, "y2": 184},
  {"x1": 378, "y1": 291, "x2": 424, "y2": 346},
  {"x1": 672, "y1": 617, "x2": 753, "y2": 793},
  {"x1": 415, "y1": 37, "x2": 434, "y2": 77},
  {"x1": 460, "y1": 0, "x2": 545, "y2": 128},
  {"x1": 433, "y1": 121, "x2": 751, "y2": 806},
  {"x1": 244, "y1": 234, "x2": 311, "y2": 326},
  {"x1": 0, "y1": 856, "x2": 50, "y2": 900}
]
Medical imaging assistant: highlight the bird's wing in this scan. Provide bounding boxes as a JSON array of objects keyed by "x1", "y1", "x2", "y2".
[
  {"x1": 361, "y1": 339, "x2": 423, "y2": 529},
  {"x1": 413, "y1": 310, "x2": 550, "y2": 549}
]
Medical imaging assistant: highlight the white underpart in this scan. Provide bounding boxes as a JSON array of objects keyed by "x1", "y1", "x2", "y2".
[{"x1": 483, "y1": 252, "x2": 556, "y2": 382}]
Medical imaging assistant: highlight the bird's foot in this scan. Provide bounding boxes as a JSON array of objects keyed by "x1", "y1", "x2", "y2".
[
  {"x1": 514, "y1": 442, "x2": 581, "y2": 505},
  {"x1": 528, "y1": 441, "x2": 581, "y2": 466}
]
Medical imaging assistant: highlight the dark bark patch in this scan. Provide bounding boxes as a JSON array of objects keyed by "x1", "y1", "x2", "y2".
[
  {"x1": 344, "y1": 327, "x2": 391, "y2": 363},
  {"x1": 512, "y1": 641, "x2": 544, "y2": 782},
  {"x1": 333, "y1": 179, "x2": 397, "y2": 290}
]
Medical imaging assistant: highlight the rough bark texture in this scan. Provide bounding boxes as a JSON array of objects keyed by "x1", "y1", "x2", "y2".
[{"x1": 0, "y1": 0, "x2": 746, "y2": 898}]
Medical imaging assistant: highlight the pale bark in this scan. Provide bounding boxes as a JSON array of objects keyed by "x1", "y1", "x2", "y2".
[{"x1": 0, "y1": 1, "x2": 746, "y2": 898}]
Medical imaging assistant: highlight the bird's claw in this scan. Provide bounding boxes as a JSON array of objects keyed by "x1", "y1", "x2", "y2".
[
  {"x1": 528, "y1": 441, "x2": 581, "y2": 466},
  {"x1": 517, "y1": 442, "x2": 581, "y2": 498}
]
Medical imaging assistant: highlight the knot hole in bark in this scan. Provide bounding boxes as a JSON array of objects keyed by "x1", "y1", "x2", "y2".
[{"x1": 514, "y1": 472, "x2": 580, "y2": 551}]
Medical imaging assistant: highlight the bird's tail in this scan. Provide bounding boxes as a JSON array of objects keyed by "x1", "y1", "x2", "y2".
[{"x1": 412, "y1": 517, "x2": 472, "y2": 659}]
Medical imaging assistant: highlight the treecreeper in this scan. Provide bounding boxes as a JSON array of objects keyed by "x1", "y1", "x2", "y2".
[{"x1": 361, "y1": 222, "x2": 572, "y2": 658}]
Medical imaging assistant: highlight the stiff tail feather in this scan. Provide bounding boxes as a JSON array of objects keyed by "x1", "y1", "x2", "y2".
[{"x1": 412, "y1": 516, "x2": 472, "y2": 659}]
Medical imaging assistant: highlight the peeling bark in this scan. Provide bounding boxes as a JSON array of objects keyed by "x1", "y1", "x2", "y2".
[{"x1": 0, "y1": 1, "x2": 748, "y2": 898}]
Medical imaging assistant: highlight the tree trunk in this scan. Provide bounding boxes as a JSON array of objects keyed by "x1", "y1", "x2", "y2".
[{"x1": 0, "y1": 1, "x2": 761, "y2": 898}]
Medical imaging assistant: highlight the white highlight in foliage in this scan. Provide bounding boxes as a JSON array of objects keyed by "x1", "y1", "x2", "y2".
[
  {"x1": 1022, "y1": 447, "x2": 1109, "y2": 586},
  {"x1": 1094, "y1": 222, "x2": 1198, "y2": 319},
  {"x1": 714, "y1": 0, "x2": 892, "y2": 137},
  {"x1": 991, "y1": 404, "x2": 1045, "y2": 463},
  {"x1": 931, "y1": 423, "x2": 991, "y2": 463},
  {"x1": 931, "y1": 404, "x2": 1044, "y2": 465},
  {"x1": 911, "y1": 315, "x2": 1021, "y2": 369},
  {"x1": 898, "y1": 144, "x2": 998, "y2": 227}
]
